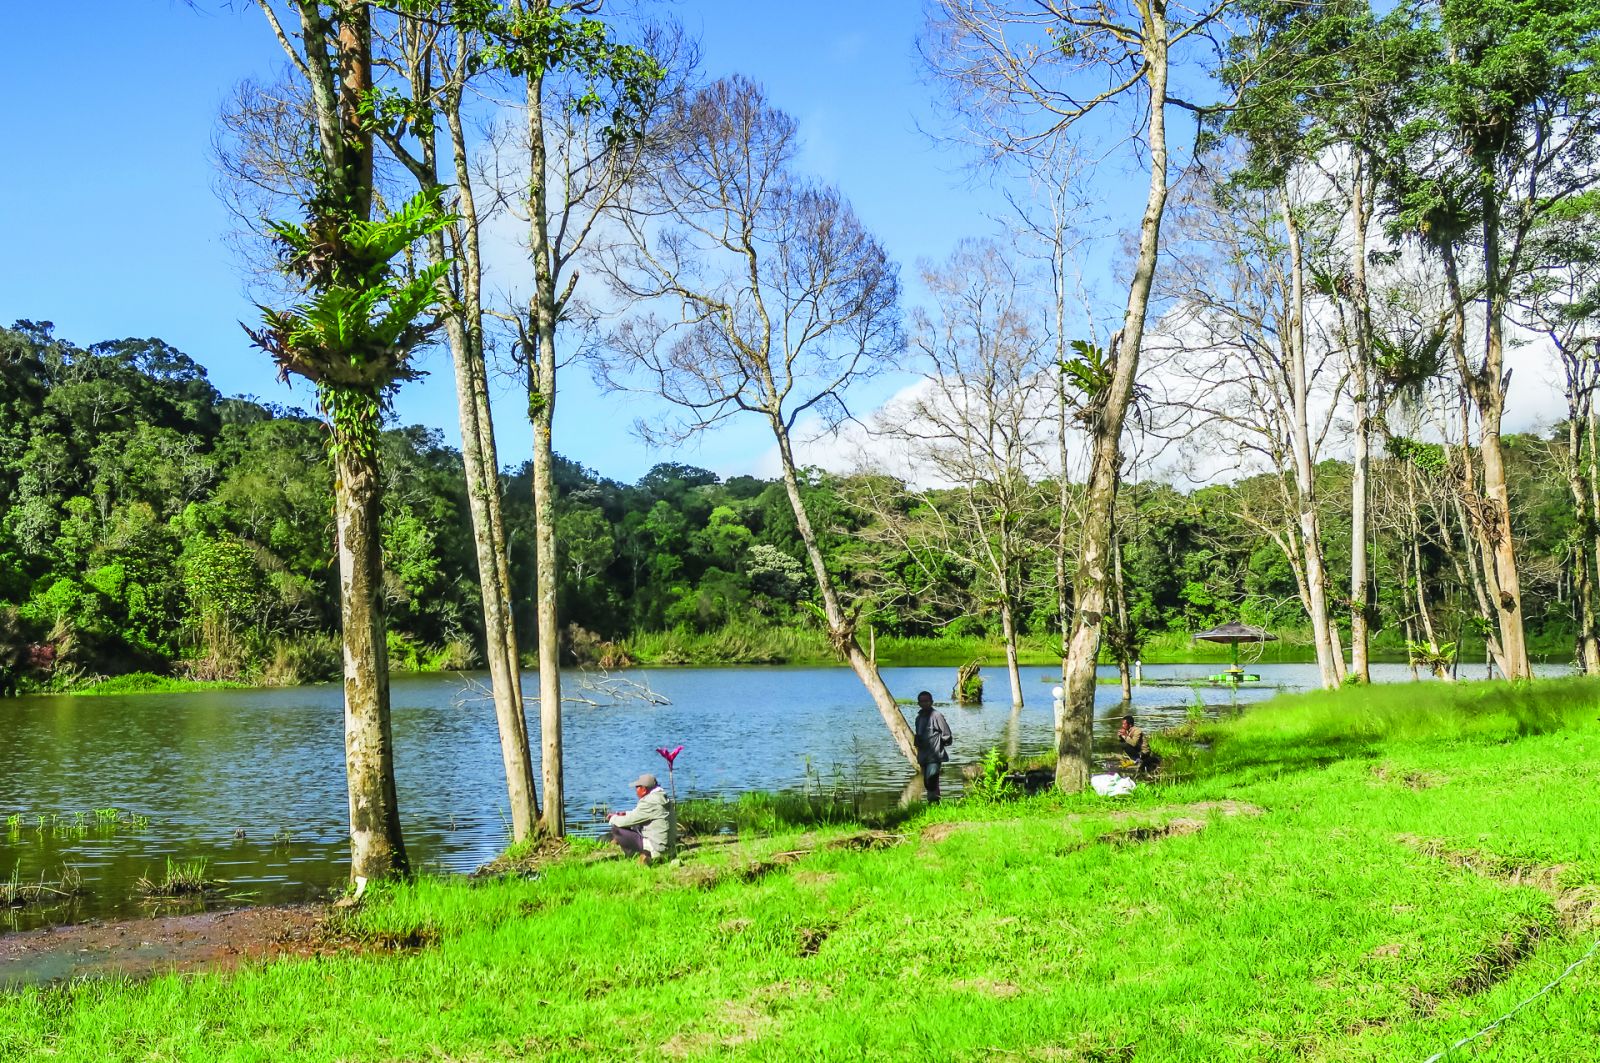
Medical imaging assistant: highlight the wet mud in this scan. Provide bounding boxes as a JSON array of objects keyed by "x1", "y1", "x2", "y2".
[{"x1": 0, "y1": 904, "x2": 333, "y2": 986}]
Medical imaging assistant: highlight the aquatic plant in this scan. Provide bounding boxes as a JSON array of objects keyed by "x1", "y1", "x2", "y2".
[
  {"x1": 136, "y1": 857, "x2": 218, "y2": 897},
  {"x1": 0, "y1": 864, "x2": 84, "y2": 907}
]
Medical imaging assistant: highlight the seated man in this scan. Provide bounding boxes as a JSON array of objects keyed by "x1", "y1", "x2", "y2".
[
  {"x1": 1118, "y1": 714, "x2": 1161, "y2": 774},
  {"x1": 606, "y1": 772, "x2": 677, "y2": 864}
]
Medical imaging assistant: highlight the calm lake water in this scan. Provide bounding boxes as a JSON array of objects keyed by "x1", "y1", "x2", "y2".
[{"x1": 0, "y1": 661, "x2": 1574, "y2": 931}]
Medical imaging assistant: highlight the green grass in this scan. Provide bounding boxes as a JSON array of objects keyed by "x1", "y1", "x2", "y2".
[
  {"x1": 4, "y1": 680, "x2": 1600, "y2": 1060},
  {"x1": 68, "y1": 673, "x2": 253, "y2": 696},
  {"x1": 134, "y1": 858, "x2": 217, "y2": 897}
]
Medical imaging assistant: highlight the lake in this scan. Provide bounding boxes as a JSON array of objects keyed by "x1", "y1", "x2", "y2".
[{"x1": 0, "y1": 661, "x2": 1572, "y2": 930}]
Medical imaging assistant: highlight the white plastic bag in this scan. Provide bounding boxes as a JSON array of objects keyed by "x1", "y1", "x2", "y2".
[{"x1": 1090, "y1": 773, "x2": 1137, "y2": 797}]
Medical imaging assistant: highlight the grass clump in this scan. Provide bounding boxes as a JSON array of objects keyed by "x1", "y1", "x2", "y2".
[
  {"x1": 135, "y1": 857, "x2": 219, "y2": 897},
  {"x1": 1, "y1": 865, "x2": 83, "y2": 908}
]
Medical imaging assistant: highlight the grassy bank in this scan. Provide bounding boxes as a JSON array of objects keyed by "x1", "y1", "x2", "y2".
[{"x1": 4, "y1": 679, "x2": 1599, "y2": 1059}]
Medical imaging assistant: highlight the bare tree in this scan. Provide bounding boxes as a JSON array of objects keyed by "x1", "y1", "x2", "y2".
[
  {"x1": 598, "y1": 76, "x2": 918, "y2": 766},
  {"x1": 925, "y1": 0, "x2": 1229, "y2": 790},
  {"x1": 865, "y1": 240, "x2": 1055, "y2": 709},
  {"x1": 1516, "y1": 219, "x2": 1600, "y2": 672},
  {"x1": 1153, "y1": 172, "x2": 1349, "y2": 688}
]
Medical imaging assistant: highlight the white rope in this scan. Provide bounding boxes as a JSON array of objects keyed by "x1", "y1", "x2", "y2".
[{"x1": 1422, "y1": 934, "x2": 1600, "y2": 1063}]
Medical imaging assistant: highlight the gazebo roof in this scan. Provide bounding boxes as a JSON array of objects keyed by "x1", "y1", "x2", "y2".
[{"x1": 1191, "y1": 622, "x2": 1278, "y2": 644}]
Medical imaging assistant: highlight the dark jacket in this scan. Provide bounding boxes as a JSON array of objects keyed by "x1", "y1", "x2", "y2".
[{"x1": 915, "y1": 707, "x2": 954, "y2": 766}]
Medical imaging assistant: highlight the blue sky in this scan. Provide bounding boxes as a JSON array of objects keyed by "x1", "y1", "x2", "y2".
[{"x1": 0, "y1": 2, "x2": 1131, "y2": 484}]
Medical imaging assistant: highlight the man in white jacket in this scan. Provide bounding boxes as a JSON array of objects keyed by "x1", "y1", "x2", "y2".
[{"x1": 606, "y1": 773, "x2": 678, "y2": 864}]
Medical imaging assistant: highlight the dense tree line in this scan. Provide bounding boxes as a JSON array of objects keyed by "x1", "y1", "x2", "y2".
[{"x1": 1, "y1": 318, "x2": 1584, "y2": 698}]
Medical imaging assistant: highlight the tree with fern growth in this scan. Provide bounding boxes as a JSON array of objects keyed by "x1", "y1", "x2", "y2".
[{"x1": 245, "y1": 0, "x2": 452, "y2": 885}]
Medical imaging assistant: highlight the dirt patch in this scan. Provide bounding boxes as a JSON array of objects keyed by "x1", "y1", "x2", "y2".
[
  {"x1": 661, "y1": 1001, "x2": 771, "y2": 1058},
  {"x1": 795, "y1": 925, "x2": 831, "y2": 957},
  {"x1": 922, "y1": 801, "x2": 1263, "y2": 847},
  {"x1": 1373, "y1": 764, "x2": 1440, "y2": 790},
  {"x1": 1099, "y1": 818, "x2": 1207, "y2": 846},
  {"x1": 676, "y1": 830, "x2": 904, "y2": 890},
  {"x1": 921, "y1": 822, "x2": 964, "y2": 843},
  {"x1": 0, "y1": 905, "x2": 338, "y2": 986},
  {"x1": 1397, "y1": 834, "x2": 1599, "y2": 932},
  {"x1": 953, "y1": 977, "x2": 1020, "y2": 998}
]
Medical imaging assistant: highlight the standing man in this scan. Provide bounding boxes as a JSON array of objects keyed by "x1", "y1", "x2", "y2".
[
  {"x1": 914, "y1": 691, "x2": 954, "y2": 803},
  {"x1": 606, "y1": 772, "x2": 677, "y2": 864}
]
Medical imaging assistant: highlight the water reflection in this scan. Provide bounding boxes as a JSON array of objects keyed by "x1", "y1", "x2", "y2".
[{"x1": 0, "y1": 661, "x2": 1573, "y2": 928}]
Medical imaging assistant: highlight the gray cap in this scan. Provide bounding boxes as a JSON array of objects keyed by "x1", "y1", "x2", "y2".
[{"x1": 632, "y1": 773, "x2": 659, "y2": 790}]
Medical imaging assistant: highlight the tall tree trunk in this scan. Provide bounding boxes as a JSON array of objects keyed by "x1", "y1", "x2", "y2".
[
  {"x1": 1055, "y1": 367, "x2": 1072, "y2": 733},
  {"x1": 1565, "y1": 380, "x2": 1600, "y2": 673},
  {"x1": 304, "y1": 0, "x2": 408, "y2": 883},
  {"x1": 774, "y1": 426, "x2": 917, "y2": 765},
  {"x1": 1443, "y1": 227, "x2": 1530, "y2": 680},
  {"x1": 1056, "y1": 11, "x2": 1169, "y2": 792},
  {"x1": 1281, "y1": 185, "x2": 1339, "y2": 689},
  {"x1": 1346, "y1": 160, "x2": 1373, "y2": 683},
  {"x1": 1113, "y1": 528, "x2": 1132, "y2": 701},
  {"x1": 525, "y1": 51, "x2": 565, "y2": 836},
  {"x1": 412, "y1": 57, "x2": 540, "y2": 840},
  {"x1": 999, "y1": 595, "x2": 1023, "y2": 710},
  {"x1": 332, "y1": 436, "x2": 409, "y2": 882},
  {"x1": 1587, "y1": 407, "x2": 1600, "y2": 639}
]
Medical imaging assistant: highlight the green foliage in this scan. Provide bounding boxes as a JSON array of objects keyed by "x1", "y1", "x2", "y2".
[
  {"x1": 248, "y1": 187, "x2": 454, "y2": 457},
  {"x1": 965, "y1": 747, "x2": 1022, "y2": 803}
]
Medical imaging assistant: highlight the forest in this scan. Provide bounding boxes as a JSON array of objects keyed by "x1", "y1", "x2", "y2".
[{"x1": 0, "y1": 316, "x2": 1584, "y2": 698}]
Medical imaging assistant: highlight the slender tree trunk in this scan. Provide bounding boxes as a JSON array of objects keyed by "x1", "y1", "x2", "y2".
[
  {"x1": 775, "y1": 426, "x2": 917, "y2": 765},
  {"x1": 999, "y1": 597, "x2": 1023, "y2": 710},
  {"x1": 1443, "y1": 231, "x2": 1530, "y2": 680},
  {"x1": 332, "y1": 437, "x2": 409, "y2": 882},
  {"x1": 1347, "y1": 162, "x2": 1373, "y2": 683},
  {"x1": 1280, "y1": 185, "x2": 1338, "y2": 689},
  {"x1": 1056, "y1": 13, "x2": 1169, "y2": 792},
  {"x1": 1055, "y1": 370, "x2": 1072, "y2": 720},
  {"x1": 1113, "y1": 527, "x2": 1132, "y2": 701},
  {"x1": 405, "y1": 64, "x2": 539, "y2": 840},
  {"x1": 525, "y1": 53, "x2": 565, "y2": 836},
  {"x1": 1565, "y1": 387, "x2": 1600, "y2": 673},
  {"x1": 1587, "y1": 408, "x2": 1600, "y2": 634}
]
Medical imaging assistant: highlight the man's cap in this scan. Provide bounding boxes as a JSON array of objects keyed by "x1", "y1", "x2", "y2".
[{"x1": 632, "y1": 773, "x2": 659, "y2": 790}]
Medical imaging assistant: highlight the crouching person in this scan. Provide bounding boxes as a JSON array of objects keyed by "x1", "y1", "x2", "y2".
[{"x1": 606, "y1": 772, "x2": 677, "y2": 864}]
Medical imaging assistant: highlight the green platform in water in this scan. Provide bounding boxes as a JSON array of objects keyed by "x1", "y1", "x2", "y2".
[{"x1": 1208, "y1": 668, "x2": 1262, "y2": 685}]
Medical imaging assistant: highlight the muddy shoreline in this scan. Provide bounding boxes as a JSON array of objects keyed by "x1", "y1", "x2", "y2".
[{"x1": 0, "y1": 904, "x2": 335, "y2": 987}]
